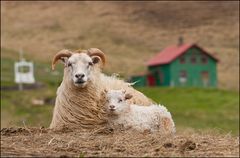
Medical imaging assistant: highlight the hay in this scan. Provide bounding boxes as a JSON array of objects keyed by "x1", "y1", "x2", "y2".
[{"x1": 1, "y1": 127, "x2": 239, "y2": 157}]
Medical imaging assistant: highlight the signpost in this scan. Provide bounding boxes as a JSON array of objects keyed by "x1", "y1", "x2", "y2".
[{"x1": 14, "y1": 50, "x2": 35, "y2": 90}]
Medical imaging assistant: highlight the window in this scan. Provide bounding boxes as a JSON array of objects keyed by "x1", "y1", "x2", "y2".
[
  {"x1": 201, "y1": 55, "x2": 208, "y2": 64},
  {"x1": 18, "y1": 66, "x2": 30, "y2": 73},
  {"x1": 191, "y1": 55, "x2": 196, "y2": 64},
  {"x1": 180, "y1": 57, "x2": 185, "y2": 64},
  {"x1": 179, "y1": 70, "x2": 187, "y2": 84}
]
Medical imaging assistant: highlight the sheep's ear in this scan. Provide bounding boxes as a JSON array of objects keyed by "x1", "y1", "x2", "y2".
[
  {"x1": 51, "y1": 49, "x2": 72, "y2": 70},
  {"x1": 92, "y1": 56, "x2": 101, "y2": 64},
  {"x1": 104, "y1": 89, "x2": 108, "y2": 93},
  {"x1": 125, "y1": 93, "x2": 133, "y2": 100}
]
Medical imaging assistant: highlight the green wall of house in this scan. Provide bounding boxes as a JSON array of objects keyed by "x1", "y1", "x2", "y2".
[
  {"x1": 169, "y1": 47, "x2": 217, "y2": 87},
  {"x1": 147, "y1": 47, "x2": 217, "y2": 87}
]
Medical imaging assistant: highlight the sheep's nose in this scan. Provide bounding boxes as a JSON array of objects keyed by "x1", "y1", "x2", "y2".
[
  {"x1": 75, "y1": 73, "x2": 85, "y2": 79},
  {"x1": 109, "y1": 105, "x2": 115, "y2": 109}
]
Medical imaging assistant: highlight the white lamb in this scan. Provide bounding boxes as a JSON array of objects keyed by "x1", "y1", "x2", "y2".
[{"x1": 105, "y1": 89, "x2": 176, "y2": 133}]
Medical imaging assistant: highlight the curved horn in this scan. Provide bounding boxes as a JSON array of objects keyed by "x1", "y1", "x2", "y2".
[
  {"x1": 87, "y1": 48, "x2": 106, "y2": 66},
  {"x1": 51, "y1": 49, "x2": 73, "y2": 70}
]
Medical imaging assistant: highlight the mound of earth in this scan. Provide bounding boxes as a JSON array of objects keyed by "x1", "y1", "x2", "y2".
[{"x1": 1, "y1": 127, "x2": 239, "y2": 157}]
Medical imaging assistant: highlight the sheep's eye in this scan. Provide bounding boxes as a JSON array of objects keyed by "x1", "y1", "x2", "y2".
[
  {"x1": 118, "y1": 99, "x2": 122, "y2": 103},
  {"x1": 88, "y1": 62, "x2": 93, "y2": 66},
  {"x1": 67, "y1": 63, "x2": 72, "y2": 67}
]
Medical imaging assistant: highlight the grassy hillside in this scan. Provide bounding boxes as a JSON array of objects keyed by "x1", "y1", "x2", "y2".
[
  {"x1": 138, "y1": 87, "x2": 239, "y2": 135},
  {"x1": 1, "y1": 1, "x2": 239, "y2": 90},
  {"x1": 1, "y1": 57, "x2": 58, "y2": 127}
]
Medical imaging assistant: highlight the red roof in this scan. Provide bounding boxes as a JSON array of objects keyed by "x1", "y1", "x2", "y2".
[{"x1": 147, "y1": 43, "x2": 218, "y2": 66}]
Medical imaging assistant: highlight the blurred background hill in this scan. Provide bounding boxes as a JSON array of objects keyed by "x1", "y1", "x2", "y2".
[{"x1": 1, "y1": 1, "x2": 239, "y2": 90}]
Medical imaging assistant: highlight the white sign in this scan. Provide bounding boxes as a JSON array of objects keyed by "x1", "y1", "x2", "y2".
[{"x1": 14, "y1": 60, "x2": 35, "y2": 84}]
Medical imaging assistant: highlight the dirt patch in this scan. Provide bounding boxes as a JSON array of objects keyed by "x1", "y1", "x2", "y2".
[
  {"x1": 1, "y1": 127, "x2": 239, "y2": 157},
  {"x1": 180, "y1": 140, "x2": 196, "y2": 153}
]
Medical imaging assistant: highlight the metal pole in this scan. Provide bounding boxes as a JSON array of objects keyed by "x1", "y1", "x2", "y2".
[
  {"x1": 19, "y1": 82, "x2": 23, "y2": 91},
  {"x1": 19, "y1": 49, "x2": 23, "y2": 91},
  {"x1": 20, "y1": 49, "x2": 23, "y2": 61}
]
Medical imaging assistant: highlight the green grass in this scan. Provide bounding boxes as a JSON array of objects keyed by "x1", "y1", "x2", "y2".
[
  {"x1": 1, "y1": 56, "x2": 239, "y2": 135},
  {"x1": 137, "y1": 87, "x2": 239, "y2": 135},
  {"x1": 1, "y1": 56, "x2": 61, "y2": 127},
  {"x1": 1, "y1": 89, "x2": 55, "y2": 127}
]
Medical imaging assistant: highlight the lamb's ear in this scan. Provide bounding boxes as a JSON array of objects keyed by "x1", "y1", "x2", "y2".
[
  {"x1": 125, "y1": 93, "x2": 133, "y2": 100},
  {"x1": 92, "y1": 56, "x2": 101, "y2": 64}
]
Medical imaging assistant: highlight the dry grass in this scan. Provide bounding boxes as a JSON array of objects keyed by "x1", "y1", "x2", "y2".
[
  {"x1": 1, "y1": 126, "x2": 239, "y2": 157},
  {"x1": 1, "y1": 1, "x2": 239, "y2": 90}
]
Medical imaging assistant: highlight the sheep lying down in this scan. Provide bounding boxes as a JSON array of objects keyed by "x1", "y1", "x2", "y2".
[
  {"x1": 50, "y1": 48, "x2": 154, "y2": 129},
  {"x1": 105, "y1": 89, "x2": 176, "y2": 133}
]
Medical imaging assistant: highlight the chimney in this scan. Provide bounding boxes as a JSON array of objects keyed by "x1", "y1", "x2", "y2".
[{"x1": 178, "y1": 36, "x2": 184, "y2": 46}]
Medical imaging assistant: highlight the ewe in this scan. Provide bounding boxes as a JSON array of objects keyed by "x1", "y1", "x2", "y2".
[
  {"x1": 50, "y1": 48, "x2": 153, "y2": 129},
  {"x1": 105, "y1": 89, "x2": 176, "y2": 133}
]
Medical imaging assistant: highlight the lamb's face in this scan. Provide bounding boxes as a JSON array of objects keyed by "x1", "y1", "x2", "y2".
[
  {"x1": 106, "y1": 90, "x2": 133, "y2": 115},
  {"x1": 66, "y1": 53, "x2": 100, "y2": 88}
]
